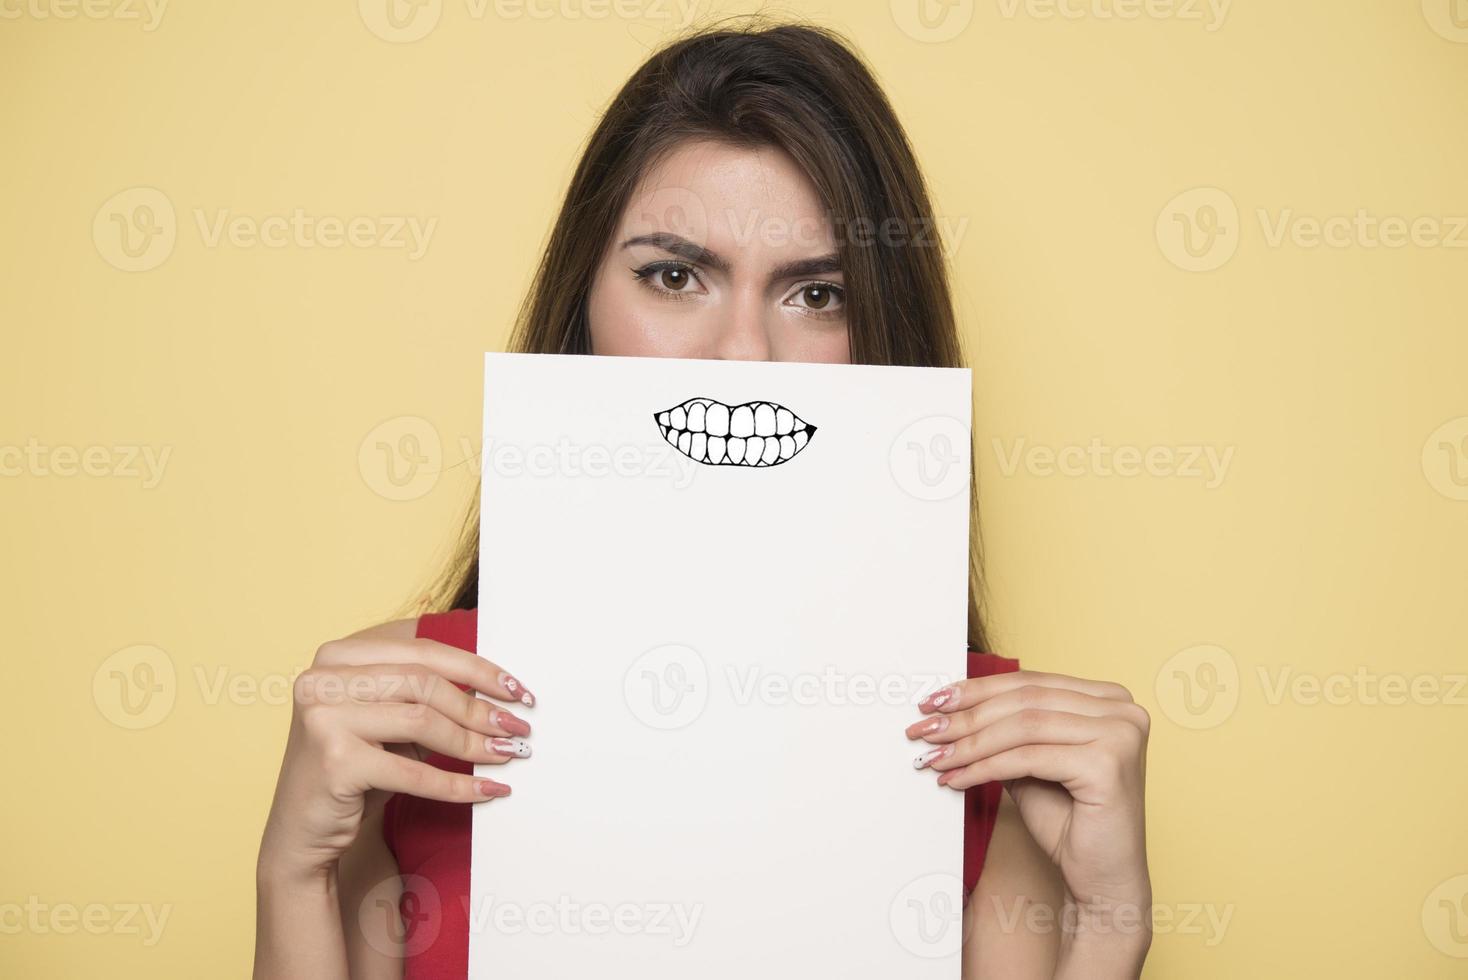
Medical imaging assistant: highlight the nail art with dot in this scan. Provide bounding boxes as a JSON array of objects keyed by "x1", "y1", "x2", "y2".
[
  {"x1": 489, "y1": 737, "x2": 532, "y2": 759},
  {"x1": 913, "y1": 745, "x2": 952, "y2": 770}
]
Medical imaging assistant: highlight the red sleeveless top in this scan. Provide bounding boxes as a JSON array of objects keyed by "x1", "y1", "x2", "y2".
[{"x1": 382, "y1": 608, "x2": 1019, "y2": 977}]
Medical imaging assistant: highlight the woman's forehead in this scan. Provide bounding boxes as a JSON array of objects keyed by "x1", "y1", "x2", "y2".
[{"x1": 618, "y1": 139, "x2": 837, "y2": 260}]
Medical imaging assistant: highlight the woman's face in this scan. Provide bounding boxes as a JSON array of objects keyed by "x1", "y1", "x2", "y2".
[{"x1": 587, "y1": 140, "x2": 851, "y2": 364}]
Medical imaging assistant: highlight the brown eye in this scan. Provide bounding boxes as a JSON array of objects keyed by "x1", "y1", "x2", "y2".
[
  {"x1": 660, "y1": 267, "x2": 691, "y2": 290},
  {"x1": 784, "y1": 281, "x2": 845, "y2": 315}
]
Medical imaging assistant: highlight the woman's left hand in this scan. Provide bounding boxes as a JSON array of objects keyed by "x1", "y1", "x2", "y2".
[{"x1": 907, "y1": 670, "x2": 1152, "y2": 959}]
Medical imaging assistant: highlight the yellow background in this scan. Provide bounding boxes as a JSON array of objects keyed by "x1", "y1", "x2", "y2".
[{"x1": 4, "y1": 0, "x2": 1467, "y2": 975}]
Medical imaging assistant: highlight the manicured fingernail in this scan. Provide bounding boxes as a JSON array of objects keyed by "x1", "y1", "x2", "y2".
[
  {"x1": 920, "y1": 685, "x2": 957, "y2": 711},
  {"x1": 936, "y1": 770, "x2": 955, "y2": 786},
  {"x1": 488, "y1": 737, "x2": 532, "y2": 759},
  {"x1": 478, "y1": 780, "x2": 511, "y2": 798},
  {"x1": 913, "y1": 745, "x2": 952, "y2": 770},
  {"x1": 499, "y1": 672, "x2": 536, "y2": 708},
  {"x1": 492, "y1": 709, "x2": 532, "y2": 737},
  {"x1": 908, "y1": 716, "x2": 949, "y2": 738}
]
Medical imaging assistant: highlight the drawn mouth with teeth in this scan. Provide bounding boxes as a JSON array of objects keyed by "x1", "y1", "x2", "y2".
[{"x1": 654, "y1": 397, "x2": 817, "y2": 467}]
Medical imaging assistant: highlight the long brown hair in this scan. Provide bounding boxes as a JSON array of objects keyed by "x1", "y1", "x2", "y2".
[{"x1": 425, "y1": 19, "x2": 990, "y2": 651}]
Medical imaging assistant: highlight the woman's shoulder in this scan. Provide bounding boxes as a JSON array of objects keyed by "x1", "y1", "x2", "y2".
[
  {"x1": 401, "y1": 607, "x2": 478, "y2": 650},
  {"x1": 342, "y1": 608, "x2": 478, "y2": 648},
  {"x1": 968, "y1": 649, "x2": 1021, "y2": 678},
  {"x1": 343, "y1": 617, "x2": 419, "y2": 642}
]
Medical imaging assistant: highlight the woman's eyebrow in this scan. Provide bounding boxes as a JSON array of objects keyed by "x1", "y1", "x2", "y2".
[
  {"x1": 619, "y1": 232, "x2": 842, "y2": 281},
  {"x1": 620, "y1": 233, "x2": 729, "y2": 273},
  {"x1": 768, "y1": 254, "x2": 842, "y2": 281}
]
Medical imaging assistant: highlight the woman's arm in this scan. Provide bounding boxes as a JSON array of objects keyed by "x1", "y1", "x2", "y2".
[
  {"x1": 964, "y1": 792, "x2": 1066, "y2": 977},
  {"x1": 253, "y1": 618, "x2": 531, "y2": 979},
  {"x1": 254, "y1": 796, "x2": 404, "y2": 980},
  {"x1": 254, "y1": 620, "x2": 415, "y2": 980},
  {"x1": 964, "y1": 792, "x2": 1152, "y2": 978},
  {"x1": 254, "y1": 842, "x2": 351, "y2": 980},
  {"x1": 337, "y1": 804, "x2": 405, "y2": 979},
  {"x1": 915, "y1": 670, "x2": 1153, "y2": 979}
]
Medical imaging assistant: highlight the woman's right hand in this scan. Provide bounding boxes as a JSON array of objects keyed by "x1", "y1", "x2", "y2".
[{"x1": 257, "y1": 627, "x2": 535, "y2": 883}]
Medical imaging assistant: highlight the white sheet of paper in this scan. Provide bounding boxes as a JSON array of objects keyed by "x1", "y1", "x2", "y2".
[{"x1": 470, "y1": 352, "x2": 973, "y2": 978}]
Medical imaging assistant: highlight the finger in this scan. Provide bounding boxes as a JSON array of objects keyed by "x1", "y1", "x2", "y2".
[
  {"x1": 315, "y1": 636, "x2": 536, "y2": 707},
  {"x1": 934, "y1": 743, "x2": 1087, "y2": 792},
  {"x1": 914, "y1": 709, "x2": 1113, "y2": 772},
  {"x1": 917, "y1": 669, "x2": 1133, "y2": 715},
  {"x1": 303, "y1": 663, "x2": 533, "y2": 738},
  {"x1": 356, "y1": 745, "x2": 513, "y2": 802},
  {"x1": 343, "y1": 702, "x2": 532, "y2": 764},
  {"x1": 907, "y1": 686, "x2": 1147, "y2": 744}
]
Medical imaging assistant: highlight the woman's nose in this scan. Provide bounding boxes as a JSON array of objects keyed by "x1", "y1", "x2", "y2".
[{"x1": 710, "y1": 294, "x2": 772, "y2": 361}]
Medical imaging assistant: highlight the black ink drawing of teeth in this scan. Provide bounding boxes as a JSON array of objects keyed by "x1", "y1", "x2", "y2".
[{"x1": 654, "y1": 398, "x2": 817, "y2": 467}]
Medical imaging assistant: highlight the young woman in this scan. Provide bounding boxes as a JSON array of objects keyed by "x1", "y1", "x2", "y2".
[{"x1": 255, "y1": 22, "x2": 1152, "y2": 979}]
